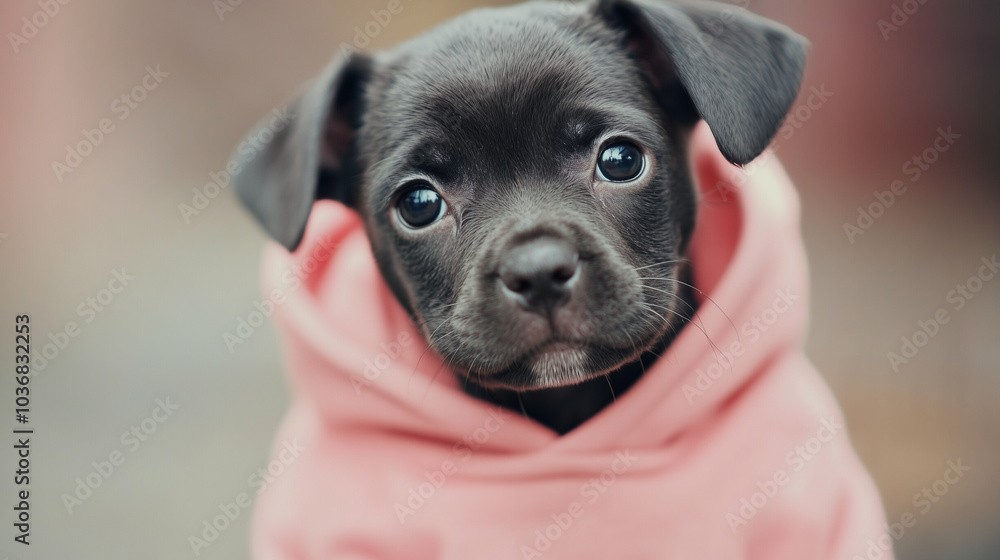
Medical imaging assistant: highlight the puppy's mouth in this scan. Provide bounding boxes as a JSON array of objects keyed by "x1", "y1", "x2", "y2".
[
  {"x1": 520, "y1": 339, "x2": 591, "y2": 383},
  {"x1": 445, "y1": 315, "x2": 664, "y2": 390},
  {"x1": 455, "y1": 334, "x2": 657, "y2": 390},
  {"x1": 459, "y1": 338, "x2": 591, "y2": 390}
]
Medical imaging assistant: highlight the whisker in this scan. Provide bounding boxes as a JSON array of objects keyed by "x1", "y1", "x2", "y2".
[
  {"x1": 636, "y1": 301, "x2": 695, "y2": 356},
  {"x1": 604, "y1": 374, "x2": 617, "y2": 402},
  {"x1": 637, "y1": 303, "x2": 682, "y2": 336},
  {"x1": 411, "y1": 319, "x2": 454, "y2": 378},
  {"x1": 634, "y1": 304, "x2": 681, "y2": 347},
  {"x1": 418, "y1": 359, "x2": 450, "y2": 403},
  {"x1": 639, "y1": 277, "x2": 740, "y2": 340},
  {"x1": 619, "y1": 325, "x2": 650, "y2": 379},
  {"x1": 642, "y1": 284, "x2": 713, "y2": 344},
  {"x1": 641, "y1": 301, "x2": 727, "y2": 364},
  {"x1": 632, "y1": 258, "x2": 691, "y2": 272},
  {"x1": 408, "y1": 327, "x2": 463, "y2": 393},
  {"x1": 516, "y1": 392, "x2": 529, "y2": 417}
]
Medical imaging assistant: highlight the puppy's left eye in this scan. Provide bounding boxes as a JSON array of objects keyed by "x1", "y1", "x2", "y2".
[
  {"x1": 596, "y1": 141, "x2": 644, "y2": 182},
  {"x1": 397, "y1": 185, "x2": 446, "y2": 228}
]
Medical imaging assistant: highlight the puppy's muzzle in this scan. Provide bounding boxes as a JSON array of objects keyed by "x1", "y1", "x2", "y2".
[{"x1": 498, "y1": 235, "x2": 580, "y2": 316}]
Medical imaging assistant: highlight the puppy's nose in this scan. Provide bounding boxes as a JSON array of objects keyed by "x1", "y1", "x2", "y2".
[{"x1": 498, "y1": 236, "x2": 579, "y2": 315}]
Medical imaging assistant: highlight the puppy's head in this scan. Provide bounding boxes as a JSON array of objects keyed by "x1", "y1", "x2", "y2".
[{"x1": 233, "y1": 0, "x2": 806, "y2": 390}]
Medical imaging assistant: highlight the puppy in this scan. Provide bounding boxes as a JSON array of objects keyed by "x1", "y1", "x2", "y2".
[
  {"x1": 231, "y1": 3, "x2": 894, "y2": 557},
  {"x1": 233, "y1": 0, "x2": 806, "y2": 434}
]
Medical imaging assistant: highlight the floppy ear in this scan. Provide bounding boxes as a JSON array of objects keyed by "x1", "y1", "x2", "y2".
[
  {"x1": 231, "y1": 52, "x2": 371, "y2": 251},
  {"x1": 595, "y1": 0, "x2": 808, "y2": 165}
]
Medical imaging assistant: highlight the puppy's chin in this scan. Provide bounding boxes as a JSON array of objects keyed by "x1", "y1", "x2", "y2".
[{"x1": 456, "y1": 340, "x2": 644, "y2": 391}]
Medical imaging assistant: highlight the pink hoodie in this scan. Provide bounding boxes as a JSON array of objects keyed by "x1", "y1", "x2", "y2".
[{"x1": 251, "y1": 123, "x2": 891, "y2": 560}]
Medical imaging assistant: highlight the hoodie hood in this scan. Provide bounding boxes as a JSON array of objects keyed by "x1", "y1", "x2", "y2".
[{"x1": 250, "y1": 123, "x2": 890, "y2": 560}]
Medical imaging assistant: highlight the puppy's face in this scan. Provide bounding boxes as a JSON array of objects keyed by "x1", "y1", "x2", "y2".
[
  {"x1": 360, "y1": 8, "x2": 694, "y2": 389},
  {"x1": 233, "y1": 0, "x2": 807, "y2": 390}
]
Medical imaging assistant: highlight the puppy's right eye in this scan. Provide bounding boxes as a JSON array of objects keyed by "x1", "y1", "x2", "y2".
[
  {"x1": 397, "y1": 185, "x2": 446, "y2": 228},
  {"x1": 596, "y1": 141, "x2": 644, "y2": 183}
]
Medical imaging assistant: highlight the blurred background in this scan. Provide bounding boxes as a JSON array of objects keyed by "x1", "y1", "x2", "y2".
[{"x1": 0, "y1": 0, "x2": 997, "y2": 558}]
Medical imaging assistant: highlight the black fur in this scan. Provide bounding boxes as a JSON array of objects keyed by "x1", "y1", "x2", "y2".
[{"x1": 232, "y1": 0, "x2": 807, "y2": 433}]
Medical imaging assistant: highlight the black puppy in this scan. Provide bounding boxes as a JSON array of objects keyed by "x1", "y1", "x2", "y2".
[{"x1": 233, "y1": 0, "x2": 806, "y2": 434}]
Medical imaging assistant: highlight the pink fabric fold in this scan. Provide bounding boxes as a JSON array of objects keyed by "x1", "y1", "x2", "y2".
[{"x1": 251, "y1": 122, "x2": 890, "y2": 560}]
